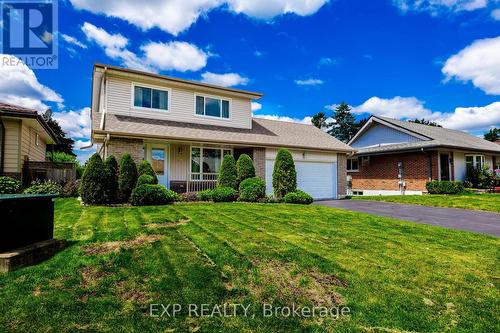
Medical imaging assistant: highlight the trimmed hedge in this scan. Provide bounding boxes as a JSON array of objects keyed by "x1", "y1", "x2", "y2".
[
  {"x1": 138, "y1": 160, "x2": 158, "y2": 184},
  {"x1": 24, "y1": 180, "x2": 62, "y2": 195},
  {"x1": 136, "y1": 174, "x2": 157, "y2": 187},
  {"x1": 237, "y1": 154, "x2": 255, "y2": 185},
  {"x1": 425, "y1": 181, "x2": 464, "y2": 194},
  {"x1": 239, "y1": 177, "x2": 266, "y2": 202},
  {"x1": 211, "y1": 187, "x2": 237, "y2": 202},
  {"x1": 104, "y1": 155, "x2": 119, "y2": 202},
  {"x1": 272, "y1": 148, "x2": 297, "y2": 198},
  {"x1": 118, "y1": 154, "x2": 138, "y2": 201},
  {"x1": 80, "y1": 153, "x2": 107, "y2": 204},
  {"x1": 198, "y1": 189, "x2": 213, "y2": 201},
  {"x1": 130, "y1": 184, "x2": 178, "y2": 206},
  {"x1": 283, "y1": 190, "x2": 313, "y2": 205},
  {"x1": 0, "y1": 176, "x2": 22, "y2": 194},
  {"x1": 217, "y1": 155, "x2": 238, "y2": 189}
]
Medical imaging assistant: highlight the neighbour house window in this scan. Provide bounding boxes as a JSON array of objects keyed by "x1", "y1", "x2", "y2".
[
  {"x1": 347, "y1": 158, "x2": 359, "y2": 171},
  {"x1": 191, "y1": 147, "x2": 232, "y2": 180},
  {"x1": 133, "y1": 85, "x2": 168, "y2": 111},
  {"x1": 195, "y1": 95, "x2": 230, "y2": 119},
  {"x1": 465, "y1": 155, "x2": 485, "y2": 170}
]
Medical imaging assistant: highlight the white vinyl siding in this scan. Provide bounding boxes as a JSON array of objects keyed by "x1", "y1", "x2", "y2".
[{"x1": 106, "y1": 77, "x2": 252, "y2": 129}]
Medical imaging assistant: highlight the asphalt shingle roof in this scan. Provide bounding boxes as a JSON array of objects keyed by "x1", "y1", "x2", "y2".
[
  {"x1": 93, "y1": 113, "x2": 354, "y2": 152},
  {"x1": 355, "y1": 116, "x2": 500, "y2": 154}
]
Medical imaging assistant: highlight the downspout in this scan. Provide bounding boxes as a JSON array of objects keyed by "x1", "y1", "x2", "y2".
[
  {"x1": 82, "y1": 67, "x2": 108, "y2": 152},
  {"x1": 0, "y1": 117, "x2": 5, "y2": 174}
]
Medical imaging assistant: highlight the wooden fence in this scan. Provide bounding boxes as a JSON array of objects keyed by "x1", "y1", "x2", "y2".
[{"x1": 22, "y1": 161, "x2": 76, "y2": 186}]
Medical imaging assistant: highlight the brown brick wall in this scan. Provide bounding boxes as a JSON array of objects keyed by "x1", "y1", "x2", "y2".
[
  {"x1": 348, "y1": 151, "x2": 439, "y2": 191},
  {"x1": 337, "y1": 153, "x2": 347, "y2": 198},
  {"x1": 253, "y1": 147, "x2": 265, "y2": 179},
  {"x1": 106, "y1": 138, "x2": 144, "y2": 163}
]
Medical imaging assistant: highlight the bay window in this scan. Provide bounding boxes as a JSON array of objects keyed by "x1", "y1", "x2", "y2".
[
  {"x1": 191, "y1": 147, "x2": 232, "y2": 180},
  {"x1": 195, "y1": 95, "x2": 230, "y2": 119},
  {"x1": 133, "y1": 85, "x2": 169, "y2": 111}
]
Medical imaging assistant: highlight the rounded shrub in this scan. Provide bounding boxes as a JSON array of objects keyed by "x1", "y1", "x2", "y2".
[
  {"x1": 80, "y1": 153, "x2": 107, "y2": 204},
  {"x1": 198, "y1": 189, "x2": 213, "y2": 201},
  {"x1": 425, "y1": 180, "x2": 464, "y2": 194},
  {"x1": 24, "y1": 180, "x2": 62, "y2": 195},
  {"x1": 137, "y1": 160, "x2": 158, "y2": 183},
  {"x1": 211, "y1": 187, "x2": 237, "y2": 202},
  {"x1": 137, "y1": 174, "x2": 157, "y2": 187},
  {"x1": 217, "y1": 154, "x2": 238, "y2": 189},
  {"x1": 239, "y1": 177, "x2": 266, "y2": 202},
  {"x1": 283, "y1": 190, "x2": 313, "y2": 205},
  {"x1": 237, "y1": 154, "x2": 255, "y2": 185},
  {"x1": 104, "y1": 155, "x2": 119, "y2": 202},
  {"x1": 0, "y1": 176, "x2": 22, "y2": 194},
  {"x1": 118, "y1": 154, "x2": 138, "y2": 201},
  {"x1": 272, "y1": 148, "x2": 297, "y2": 198},
  {"x1": 130, "y1": 184, "x2": 178, "y2": 206}
]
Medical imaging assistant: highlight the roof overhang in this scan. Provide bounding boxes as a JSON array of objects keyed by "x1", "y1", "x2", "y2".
[
  {"x1": 0, "y1": 111, "x2": 58, "y2": 144},
  {"x1": 92, "y1": 129, "x2": 354, "y2": 154}
]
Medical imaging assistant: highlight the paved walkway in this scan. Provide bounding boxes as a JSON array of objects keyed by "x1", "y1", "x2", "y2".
[{"x1": 315, "y1": 200, "x2": 500, "y2": 237}]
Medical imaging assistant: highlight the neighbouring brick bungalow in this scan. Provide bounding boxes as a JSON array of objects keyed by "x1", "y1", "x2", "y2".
[{"x1": 347, "y1": 116, "x2": 500, "y2": 195}]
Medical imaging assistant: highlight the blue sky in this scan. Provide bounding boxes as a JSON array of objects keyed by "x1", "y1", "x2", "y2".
[{"x1": 1, "y1": 0, "x2": 499, "y2": 162}]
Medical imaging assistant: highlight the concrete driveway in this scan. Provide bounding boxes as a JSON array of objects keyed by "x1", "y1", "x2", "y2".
[{"x1": 315, "y1": 200, "x2": 500, "y2": 237}]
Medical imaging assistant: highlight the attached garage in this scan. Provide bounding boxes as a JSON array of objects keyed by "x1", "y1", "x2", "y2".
[{"x1": 265, "y1": 149, "x2": 339, "y2": 200}]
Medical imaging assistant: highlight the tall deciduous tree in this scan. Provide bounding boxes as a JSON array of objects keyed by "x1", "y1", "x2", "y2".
[
  {"x1": 311, "y1": 112, "x2": 328, "y2": 130},
  {"x1": 43, "y1": 109, "x2": 75, "y2": 156},
  {"x1": 484, "y1": 128, "x2": 499, "y2": 142},
  {"x1": 408, "y1": 118, "x2": 442, "y2": 127},
  {"x1": 328, "y1": 102, "x2": 357, "y2": 142}
]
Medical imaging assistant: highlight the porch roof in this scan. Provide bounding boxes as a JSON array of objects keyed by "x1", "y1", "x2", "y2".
[{"x1": 93, "y1": 113, "x2": 354, "y2": 152}]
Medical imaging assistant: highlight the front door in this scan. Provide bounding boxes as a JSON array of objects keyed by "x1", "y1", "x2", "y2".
[
  {"x1": 440, "y1": 153, "x2": 450, "y2": 181},
  {"x1": 149, "y1": 146, "x2": 169, "y2": 188}
]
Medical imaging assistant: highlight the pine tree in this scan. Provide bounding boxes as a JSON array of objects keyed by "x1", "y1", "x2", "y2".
[
  {"x1": 311, "y1": 112, "x2": 328, "y2": 130},
  {"x1": 484, "y1": 128, "x2": 499, "y2": 142},
  {"x1": 327, "y1": 102, "x2": 357, "y2": 142}
]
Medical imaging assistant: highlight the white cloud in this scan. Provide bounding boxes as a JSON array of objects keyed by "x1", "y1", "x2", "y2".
[
  {"x1": 318, "y1": 57, "x2": 338, "y2": 67},
  {"x1": 70, "y1": 0, "x2": 328, "y2": 36},
  {"x1": 492, "y1": 8, "x2": 500, "y2": 20},
  {"x1": 227, "y1": 0, "x2": 329, "y2": 19},
  {"x1": 393, "y1": 0, "x2": 489, "y2": 14},
  {"x1": 442, "y1": 36, "x2": 500, "y2": 95},
  {"x1": 0, "y1": 54, "x2": 63, "y2": 112},
  {"x1": 82, "y1": 22, "x2": 208, "y2": 73},
  {"x1": 251, "y1": 102, "x2": 262, "y2": 111},
  {"x1": 352, "y1": 96, "x2": 435, "y2": 119},
  {"x1": 295, "y1": 78, "x2": 324, "y2": 86},
  {"x1": 436, "y1": 102, "x2": 500, "y2": 131},
  {"x1": 352, "y1": 96, "x2": 500, "y2": 131},
  {"x1": 200, "y1": 72, "x2": 249, "y2": 87},
  {"x1": 52, "y1": 107, "x2": 91, "y2": 139},
  {"x1": 142, "y1": 42, "x2": 208, "y2": 72},
  {"x1": 253, "y1": 113, "x2": 312, "y2": 124},
  {"x1": 61, "y1": 33, "x2": 87, "y2": 48}
]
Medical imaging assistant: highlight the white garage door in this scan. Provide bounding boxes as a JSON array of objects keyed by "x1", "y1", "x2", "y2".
[{"x1": 265, "y1": 160, "x2": 337, "y2": 200}]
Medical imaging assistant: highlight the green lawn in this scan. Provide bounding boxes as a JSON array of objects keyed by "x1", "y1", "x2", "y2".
[
  {"x1": 0, "y1": 199, "x2": 498, "y2": 332},
  {"x1": 352, "y1": 193, "x2": 500, "y2": 213}
]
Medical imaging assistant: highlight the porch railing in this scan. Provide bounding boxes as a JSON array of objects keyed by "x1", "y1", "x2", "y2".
[{"x1": 187, "y1": 173, "x2": 217, "y2": 192}]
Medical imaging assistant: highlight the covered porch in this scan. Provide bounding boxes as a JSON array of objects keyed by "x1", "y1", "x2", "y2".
[{"x1": 143, "y1": 141, "x2": 263, "y2": 193}]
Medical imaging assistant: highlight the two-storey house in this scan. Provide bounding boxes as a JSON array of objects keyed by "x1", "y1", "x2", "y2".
[{"x1": 90, "y1": 64, "x2": 353, "y2": 199}]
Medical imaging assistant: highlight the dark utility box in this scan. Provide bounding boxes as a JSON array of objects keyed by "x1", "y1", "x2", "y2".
[{"x1": 0, "y1": 194, "x2": 57, "y2": 253}]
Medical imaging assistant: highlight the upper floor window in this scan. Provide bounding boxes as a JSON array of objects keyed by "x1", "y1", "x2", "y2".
[
  {"x1": 195, "y1": 95, "x2": 230, "y2": 119},
  {"x1": 466, "y1": 155, "x2": 485, "y2": 170},
  {"x1": 133, "y1": 85, "x2": 169, "y2": 111},
  {"x1": 347, "y1": 158, "x2": 359, "y2": 172}
]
